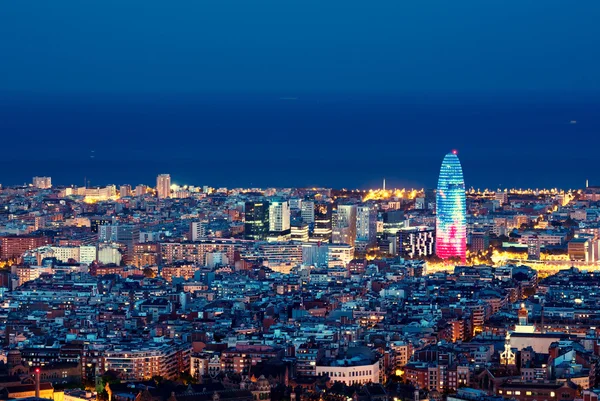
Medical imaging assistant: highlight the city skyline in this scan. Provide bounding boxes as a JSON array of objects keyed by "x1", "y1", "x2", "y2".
[{"x1": 1, "y1": 2, "x2": 600, "y2": 400}]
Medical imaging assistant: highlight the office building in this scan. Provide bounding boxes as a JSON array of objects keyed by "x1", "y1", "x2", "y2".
[
  {"x1": 310, "y1": 202, "x2": 332, "y2": 243},
  {"x1": 301, "y1": 200, "x2": 315, "y2": 224},
  {"x1": 244, "y1": 201, "x2": 270, "y2": 240},
  {"x1": 356, "y1": 205, "x2": 377, "y2": 244},
  {"x1": 382, "y1": 209, "x2": 405, "y2": 235},
  {"x1": 289, "y1": 198, "x2": 302, "y2": 210},
  {"x1": 99, "y1": 224, "x2": 140, "y2": 257},
  {"x1": 291, "y1": 223, "x2": 309, "y2": 242},
  {"x1": 257, "y1": 242, "x2": 303, "y2": 267},
  {"x1": 435, "y1": 151, "x2": 467, "y2": 262},
  {"x1": 268, "y1": 199, "x2": 291, "y2": 241},
  {"x1": 332, "y1": 204, "x2": 357, "y2": 246},
  {"x1": 398, "y1": 227, "x2": 435, "y2": 259}
]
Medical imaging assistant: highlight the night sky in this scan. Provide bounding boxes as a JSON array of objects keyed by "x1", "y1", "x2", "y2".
[{"x1": 1, "y1": 1, "x2": 599, "y2": 189}]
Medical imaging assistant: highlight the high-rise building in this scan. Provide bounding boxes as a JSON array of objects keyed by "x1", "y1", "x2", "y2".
[
  {"x1": 156, "y1": 174, "x2": 171, "y2": 199},
  {"x1": 301, "y1": 201, "x2": 315, "y2": 224},
  {"x1": 332, "y1": 204, "x2": 357, "y2": 246},
  {"x1": 99, "y1": 224, "x2": 140, "y2": 257},
  {"x1": 397, "y1": 227, "x2": 435, "y2": 259},
  {"x1": 310, "y1": 202, "x2": 332, "y2": 243},
  {"x1": 435, "y1": 151, "x2": 467, "y2": 262},
  {"x1": 356, "y1": 205, "x2": 377, "y2": 244},
  {"x1": 244, "y1": 201, "x2": 270, "y2": 241},
  {"x1": 120, "y1": 185, "x2": 132, "y2": 197},
  {"x1": 32, "y1": 177, "x2": 52, "y2": 189},
  {"x1": 424, "y1": 189, "x2": 436, "y2": 210},
  {"x1": 268, "y1": 199, "x2": 291, "y2": 241},
  {"x1": 190, "y1": 221, "x2": 208, "y2": 241},
  {"x1": 382, "y1": 209, "x2": 405, "y2": 235},
  {"x1": 289, "y1": 198, "x2": 302, "y2": 210},
  {"x1": 135, "y1": 184, "x2": 149, "y2": 197},
  {"x1": 291, "y1": 223, "x2": 309, "y2": 242}
]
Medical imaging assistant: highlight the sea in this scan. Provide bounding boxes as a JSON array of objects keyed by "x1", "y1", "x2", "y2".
[{"x1": 0, "y1": 92, "x2": 598, "y2": 190}]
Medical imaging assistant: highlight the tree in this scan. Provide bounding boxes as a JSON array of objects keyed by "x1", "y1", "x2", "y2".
[
  {"x1": 96, "y1": 371, "x2": 120, "y2": 401},
  {"x1": 143, "y1": 267, "x2": 156, "y2": 278},
  {"x1": 151, "y1": 375, "x2": 165, "y2": 386},
  {"x1": 177, "y1": 371, "x2": 197, "y2": 385}
]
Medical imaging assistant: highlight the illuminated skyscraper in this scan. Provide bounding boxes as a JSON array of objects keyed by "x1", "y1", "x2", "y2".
[
  {"x1": 245, "y1": 201, "x2": 270, "y2": 241},
  {"x1": 268, "y1": 199, "x2": 291, "y2": 241},
  {"x1": 310, "y1": 202, "x2": 332, "y2": 243},
  {"x1": 435, "y1": 151, "x2": 467, "y2": 262}
]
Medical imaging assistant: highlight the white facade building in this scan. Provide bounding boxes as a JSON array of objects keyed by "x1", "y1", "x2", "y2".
[
  {"x1": 269, "y1": 200, "x2": 290, "y2": 232},
  {"x1": 98, "y1": 244, "x2": 122, "y2": 265},
  {"x1": 190, "y1": 222, "x2": 207, "y2": 241},
  {"x1": 316, "y1": 356, "x2": 380, "y2": 386},
  {"x1": 79, "y1": 246, "x2": 97, "y2": 265}
]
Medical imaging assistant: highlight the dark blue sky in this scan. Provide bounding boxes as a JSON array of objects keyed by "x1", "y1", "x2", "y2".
[
  {"x1": 1, "y1": 0, "x2": 599, "y2": 94},
  {"x1": 1, "y1": 1, "x2": 599, "y2": 189}
]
